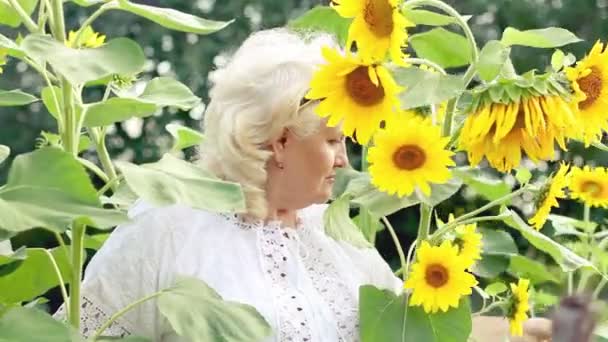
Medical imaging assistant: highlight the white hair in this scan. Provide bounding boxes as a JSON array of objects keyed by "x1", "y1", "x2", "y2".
[{"x1": 198, "y1": 28, "x2": 338, "y2": 219}]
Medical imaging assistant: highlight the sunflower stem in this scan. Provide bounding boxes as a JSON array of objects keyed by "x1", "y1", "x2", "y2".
[
  {"x1": 576, "y1": 204, "x2": 593, "y2": 293},
  {"x1": 417, "y1": 204, "x2": 432, "y2": 240},
  {"x1": 68, "y1": 222, "x2": 86, "y2": 329},
  {"x1": 8, "y1": 0, "x2": 39, "y2": 33},
  {"x1": 71, "y1": 2, "x2": 116, "y2": 46},
  {"x1": 382, "y1": 217, "x2": 407, "y2": 281}
]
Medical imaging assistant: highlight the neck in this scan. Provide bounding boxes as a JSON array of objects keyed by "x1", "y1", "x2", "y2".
[{"x1": 265, "y1": 204, "x2": 298, "y2": 228}]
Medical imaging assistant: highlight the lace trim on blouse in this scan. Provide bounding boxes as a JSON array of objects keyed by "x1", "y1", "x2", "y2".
[{"x1": 54, "y1": 296, "x2": 132, "y2": 338}]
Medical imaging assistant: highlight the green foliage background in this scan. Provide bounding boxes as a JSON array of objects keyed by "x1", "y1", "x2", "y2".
[{"x1": 1, "y1": 0, "x2": 608, "y2": 310}]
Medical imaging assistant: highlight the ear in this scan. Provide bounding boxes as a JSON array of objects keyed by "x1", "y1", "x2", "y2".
[{"x1": 269, "y1": 128, "x2": 290, "y2": 164}]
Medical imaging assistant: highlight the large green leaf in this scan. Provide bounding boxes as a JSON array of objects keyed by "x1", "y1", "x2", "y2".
[
  {"x1": 116, "y1": 0, "x2": 232, "y2": 34},
  {"x1": 22, "y1": 34, "x2": 145, "y2": 85},
  {"x1": 403, "y1": 9, "x2": 458, "y2": 26},
  {"x1": 501, "y1": 27, "x2": 582, "y2": 48},
  {"x1": 502, "y1": 208, "x2": 595, "y2": 272},
  {"x1": 479, "y1": 227, "x2": 518, "y2": 256},
  {"x1": 409, "y1": 28, "x2": 472, "y2": 68},
  {"x1": 138, "y1": 77, "x2": 201, "y2": 110},
  {"x1": 166, "y1": 124, "x2": 205, "y2": 151},
  {"x1": 0, "y1": 33, "x2": 25, "y2": 57},
  {"x1": 453, "y1": 167, "x2": 512, "y2": 202},
  {"x1": 116, "y1": 154, "x2": 246, "y2": 213},
  {"x1": 393, "y1": 67, "x2": 465, "y2": 109},
  {"x1": 83, "y1": 98, "x2": 157, "y2": 127},
  {"x1": 40, "y1": 86, "x2": 62, "y2": 120},
  {"x1": 287, "y1": 5, "x2": 352, "y2": 46},
  {"x1": 0, "y1": 245, "x2": 24, "y2": 266},
  {"x1": 476, "y1": 40, "x2": 511, "y2": 82},
  {"x1": 0, "y1": 89, "x2": 37, "y2": 107},
  {"x1": 0, "y1": 0, "x2": 38, "y2": 28},
  {"x1": 0, "y1": 148, "x2": 127, "y2": 232},
  {"x1": 324, "y1": 196, "x2": 372, "y2": 248},
  {"x1": 508, "y1": 255, "x2": 559, "y2": 285},
  {"x1": 351, "y1": 186, "x2": 421, "y2": 218},
  {"x1": 0, "y1": 145, "x2": 8, "y2": 165},
  {"x1": 471, "y1": 254, "x2": 509, "y2": 278},
  {"x1": 417, "y1": 177, "x2": 463, "y2": 207},
  {"x1": 0, "y1": 247, "x2": 71, "y2": 304},
  {"x1": 359, "y1": 285, "x2": 472, "y2": 342},
  {"x1": 549, "y1": 214, "x2": 596, "y2": 237},
  {"x1": 157, "y1": 277, "x2": 272, "y2": 342},
  {"x1": 0, "y1": 307, "x2": 83, "y2": 342},
  {"x1": 353, "y1": 208, "x2": 384, "y2": 244}
]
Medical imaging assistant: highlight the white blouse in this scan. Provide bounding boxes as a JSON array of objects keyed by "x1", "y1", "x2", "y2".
[{"x1": 59, "y1": 201, "x2": 402, "y2": 341}]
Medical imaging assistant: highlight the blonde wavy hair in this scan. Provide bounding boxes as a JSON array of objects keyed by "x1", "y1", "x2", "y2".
[{"x1": 198, "y1": 28, "x2": 337, "y2": 219}]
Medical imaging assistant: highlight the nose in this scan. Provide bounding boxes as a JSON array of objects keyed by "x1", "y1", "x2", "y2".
[{"x1": 334, "y1": 143, "x2": 349, "y2": 168}]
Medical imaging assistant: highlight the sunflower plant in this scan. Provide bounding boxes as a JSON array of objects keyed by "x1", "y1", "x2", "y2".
[
  {"x1": 0, "y1": 1, "x2": 273, "y2": 342},
  {"x1": 293, "y1": 0, "x2": 608, "y2": 341}
]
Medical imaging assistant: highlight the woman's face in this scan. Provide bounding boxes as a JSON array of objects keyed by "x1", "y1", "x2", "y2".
[{"x1": 269, "y1": 119, "x2": 348, "y2": 209}]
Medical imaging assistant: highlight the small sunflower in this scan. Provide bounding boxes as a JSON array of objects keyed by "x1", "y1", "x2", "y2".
[
  {"x1": 507, "y1": 278, "x2": 530, "y2": 337},
  {"x1": 333, "y1": 0, "x2": 414, "y2": 64},
  {"x1": 528, "y1": 163, "x2": 570, "y2": 230},
  {"x1": 306, "y1": 47, "x2": 402, "y2": 145},
  {"x1": 569, "y1": 166, "x2": 608, "y2": 208},
  {"x1": 66, "y1": 26, "x2": 106, "y2": 49},
  {"x1": 452, "y1": 220, "x2": 483, "y2": 270},
  {"x1": 565, "y1": 41, "x2": 608, "y2": 145},
  {"x1": 404, "y1": 240, "x2": 478, "y2": 313},
  {"x1": 367, "y1": 116, "x2": 454, "y2": 197},
  {"x1": 0, "y1": 48, "x2": 7, "y2": 74}
]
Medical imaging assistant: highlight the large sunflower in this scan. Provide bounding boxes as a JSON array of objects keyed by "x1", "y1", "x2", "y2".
[
  {"x1": 460, "y1": 94, "x2": 577, "y2": 172},
  {"x1": 507, "y1": 278, "x2": 530, "y2": 337},
  {"x1": 565, "y1": 41, "x2": 608, "y2": 145},
  {"x1": 333, "y1": 0, "x2": 414, "y2": 64},
  {"x1": 367, "y1": 116, "x2": 454, "y2": 197},
  {"x1": 306, "y1": 47, "x2": 402, "y2": 145},
  {"x1": 528, "y1": 163, "x2": 570, "y2": 230},
  {"x1": 404, "y1": 241, "x2": 478, "y2": 313},
  {"x1": 569, "y1": 166, "x2": 608, "y2": 208}
]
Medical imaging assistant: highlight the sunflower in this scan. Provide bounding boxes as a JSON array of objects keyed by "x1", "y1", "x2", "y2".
[
  {"x1": 0, "y1": 48, "x2": 7, "y2": 74},
  {"x1": 404, "y1": 240, "x2": 478, "y2": 313},
  {"x1": 507, "y1": 278, "x2": 530, "y2": 337},
  {"x1": 367, "y1": 116, "x2": 454, "y2": 197},
  {"x1": 565, "y1": 41, "x2": 608, "y2": 145},
  {"x1": 333, "y1": 0, "x2": 414, "y2": 64},
  {"x1": 453, "y1": 221, "x2": 483, "y2": 270},
  {"x1": 306, "y1": 47, "x2": 402, "y2": 145},
  {"x1": 460, "y1": 94, "x2": 577, "y2": 172},
  {"x1": 528, "y1": 163, "x2": 570, "y2": 230},
  {"x1": 66, "y1": 26, "x2": 106, "y2": 49},
  {"x1": 569, "y1": 166, "x2": 608, "y2": 208}
]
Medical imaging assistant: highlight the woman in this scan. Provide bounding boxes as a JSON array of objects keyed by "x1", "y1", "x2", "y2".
[{"x1": 62, "y1": 29, "x2": 551, "y2": 341}]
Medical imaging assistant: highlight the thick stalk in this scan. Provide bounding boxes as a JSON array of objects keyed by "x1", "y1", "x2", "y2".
[
  {"x1": 576, "y1": 204, "x2": 593, "y2": 293},
  {"x1": 68, "y1": 222, "x2": 86, "y2": 329},
  {"x1": 88, "y1": 127, "x2": 119, "y2": 188},
  {"x1": 8, "y1": 0, "x2": 39, "y2": 32},
  {"x1": 382, "y1": 217, "x2": 407, "y2": 281},
  {"x1": 50, "y1": 0, "x2": 66, "y2": 42},
  {"x1": 37, "y1": 0, "x2": 47, "y2": 33},
  {"x1": 417, "y1": 204, "x2": 432, "y2": 240}
]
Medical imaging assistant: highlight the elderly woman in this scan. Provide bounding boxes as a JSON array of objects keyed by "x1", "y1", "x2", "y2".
[{"x1": 67, "y1": 29, "x2": 551, "y2": 341}]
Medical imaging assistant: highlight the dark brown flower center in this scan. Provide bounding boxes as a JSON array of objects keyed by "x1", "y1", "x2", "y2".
[
  {"x1": 578, "y1": 66, "x2": 603, "y2": 109},
  {"x1": 425, "y1": 264, "x2": 449, "y2": 288},
  {"x1": 581, "y1": 180, "x2": 603, "y2": 197},
  {"x1": 392, "y1": 145, "x2": 426, "y2": 170},
  {"x1": 363, "y1": 0, "x2": 394, "y2": 37},
  {"x1": 345, "y1": 66, "x2": 385, "y2": 106}
]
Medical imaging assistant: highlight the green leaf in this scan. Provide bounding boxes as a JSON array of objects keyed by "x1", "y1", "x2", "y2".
[
  {"x1": 157, "y1": 276, "x2": 272, "y2": 342},
  {"x1": 403, "y1": 9, "x2": 458, "y2": 26},
  {"x1": 508, "y1": 254, "x2": 559, "y2": 285},
  {"x1": 324, "y1": 196, "x2": 372, "y2": 248},
  {"x1": 0, "y1": 0, "x2": 38, "y2": 28},
  {"x1": 116, "y1": 0, "x2": 232, "y2": 34},
  {"x1": 359, "y1": 285, "x2": 472, "y2": 342},
  {"x1": 0, "y1": 145, "x2": 9, "y2": 165},
  {"x1": 40, "y1": 86, "x2": 62, "y2": 120},
  {"x1": 476, "y1": 40, "x2": 511, "y2": 82},
  {"x1": 84, "y1": 98, "x2": 157, "y2": 127},
  {"x1": 409, "y1": 28, "x2": 472, "y2": 68},
  {"x1": 0, "y1": 247, "x2": 71, "y2": 304},
  {"x1": 549, "y1": 214, "x2": 596, "y2": 236},
  {"x1": 22, "y1": 34, "x2": 145, "y2": 85},
  {"x1": 68, "y1": 0, "x2": 104, "y2": 6},
  {"x1": 0, "y1": 148, "x2": 127, "y2": 232},
  {"x1": 502, "y1": 208, "x2": 594, "y2": 272},
  {"x1": 501, "y1": 27, "x2": 582, "y2": 48},
  {"x1": 479, "y1": 227, "x2": 518, "y2": 256},
  {"x1": 0, "y1": 245, "x2": 25, "y2": 266},
  {"x1": 416, "y1": 177, "x2": 463, "y2": 207},
  {"x1": 116, "y1": 154, "x2": 246, "y2": 213},
  {"x1": 453, "y1": 168, "x2": 512, "y2": 202},
  {"x1": 138, "y1": 77, "x2": 201, "y2": 110},
  {"x1": 551, "y1": 49, "x2": 566, "y2": 71},
  {"x1": 353, "y1": 208, "x2": 384, "y2": 244},
  {"x1": 0, "y1": 33, "x2": 25, "y2": 57},
  {"x1": 515, "y1": 166, "x2": 532, "y2": 184},
  {"x1": 166, "y1": 124, "x2": 205, "y2": 151},
  {"x1": 484, "y1": 282, "x2": 508, "y2": 297},
  {"x1": 83, "y1": 232, "x2": 111, "y2": 250},
  {"x1": 352, "y1": 188, "x2": 420, "y2": 218},
  {"x1": 0, "y1": 307, "x2": 83, "y2": 341},
  {"x1": 471, "y1": 254, "x2": 509, "y2": 278},
  {"x1": 288, "y1": 6, "x2": 352, "y2": 46},
  {"x1": 0, "y1": 89, "x2": 38, "y2": 107},
  {"x1": 394, "y1": 67, "x2": 465, "y2": 109}
]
